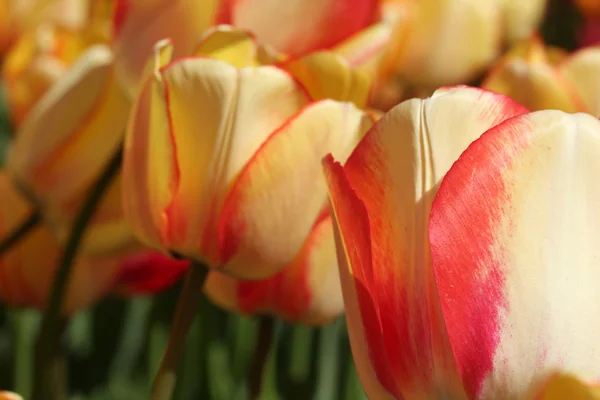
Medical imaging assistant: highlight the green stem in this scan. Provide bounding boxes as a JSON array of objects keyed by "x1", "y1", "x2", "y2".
[
  {"x1": 249, "y1": 316, "x2": 275, "y2": 400},
  {"x1": 31, "y1": 147, "x2": 123, "y2": 400},
  {"x1": 0, "y1": 210, "x2": 40, "y2": 255},
  {"x1": 151, "y1": 262, "x2": 209, "y2": 400}
]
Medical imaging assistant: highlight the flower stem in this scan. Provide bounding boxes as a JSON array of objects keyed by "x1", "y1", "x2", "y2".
[
  {"x1": 249, "y1": 316, "x2": 275, "y2": 400},
  {"x1": 0, "y1": 210, "x2": 40, "y2": 255},
  {"x1": 31, "y1": 147, "x2": 123, "y2": 400},
  {"x1": 151, "y1": 262, "x2": 209, "y2": 400}
]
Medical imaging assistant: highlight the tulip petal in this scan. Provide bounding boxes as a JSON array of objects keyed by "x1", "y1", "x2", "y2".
[
  {"x1": 429, "y1": 111, "x2": 600, "y2": 398},
  {"x1": 324, "y1": 155, "x2": 397, "y2": 400},
  {"x1": 501, "y1": 0, "x2": 547, "y2": 42},
  {"x1": 331, "y1": 22, "x2": 393, "y2": 72},
  {"x1": 217, "y1": 0, "x2": 378, "y2": 57},
  {"x1": 205, "y1": 210, "x2": 342, "y2": 324},
  {"x1": 122, "y1": 41, "x2": 175, "y2": 249},
  {"x1": 218, "y1": 100, "x2": 372, "y2": 278},
  {"x1": 112, "y1": 0, "x2": 219, "y2": 94},
  {"x1": 192, "y1": 25, "x2": 281, "y2": 68},
  {"x1": 280, "y1": 52, "x2": 371, "y2": 108},
  {"x1": 7, "y1": 44, "x2": 129, "y2": 207},
  {"x1": 115, "y1": 251, "x2": 189, "y2": 295},
  {"x1": 533, "y1": 374, "x2": 600, "y2": 400},
  {"x1": 326, "y1": 86, "x2": 527, "y2": 398},
  {"x1": 559, "y1": 47, "x2": 600, "y2": 117}
]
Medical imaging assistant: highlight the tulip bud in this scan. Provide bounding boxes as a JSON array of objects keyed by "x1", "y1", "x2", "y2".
[
  {"x1": 501, "y1": 0, "x2": 547, "y2": 42},
  {"x1": 6, "y1": 44, "x2": 132, "y2": 253},
  {"x1": 0, "y1": 172, "x2": 120, "y2": 314},
  {"x1": 204, "y1": 210, "x2": 343, "y2": 325},
  {"x1": 123, "y1": 40, "x2": 373, "y2": 279}
]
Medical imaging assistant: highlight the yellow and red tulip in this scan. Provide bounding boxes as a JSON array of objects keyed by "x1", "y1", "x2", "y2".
[
  {"x1": 325, "y1": 85, "x2": 600, "y2": 398},
  {"x1": 483, "y1": 37, "x2": 600, "y2": 116},
  {"x1": 6, "y1": 43, "x2": 132, "y2": 253},
  {"x1": 204, "y1": 209, "x2": 343, "y2": 325},
  {"x1": 122, "y1": 40, "x2": 373, "y2": 279},
  {"x1": 575, "y1": 0, "x2": 600, "y2": 20},
  {"x1": 111, "y1": 0, "x2": 379, "y2": 93}
]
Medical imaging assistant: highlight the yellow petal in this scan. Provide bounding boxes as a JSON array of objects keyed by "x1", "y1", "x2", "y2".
[
  {"x1": 501, "y1": 0, "x2": 547, "y2": 42},
  {"x1": 7, "y1": 44, "x2": 130, "y2": 208},
  {"x1": 192, "y1": 25, "x2": 282, "y2": 68},
  {"x1": 533, "y1": 374, "x2": 600, "y2": 400},
  {"x1": 393, "y1": 0, "x2": 501, "y2": 86},
  {"x1": 280, "y1": 51, "x2": 371, "y2": 108}
]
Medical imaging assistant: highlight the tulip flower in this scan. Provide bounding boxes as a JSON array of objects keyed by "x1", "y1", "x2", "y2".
[
  {"x1": 326, "y1": 85, "x2": 600, "y2": 398},
  {"x1": 6, "y1": 43, "x2": 132, "y2": 254},
  {"x1": 0, "y1": 172, "x2": 121, "y2": 314},
  {"x1": 377, "y1": 0, "x2": 547, "y2": 88},
  {"x1": 204, "y1": 210, "x2": 343, "y2": 325},
  {"x1": 2, "y1": 19, "x2": 108, "y2": 127},
  {"x1": 483, "y1": 38, "x2": 600, "y2": 116},
  {"x1": 112, "y1": 0, "x2": 379, "y2": 93},
  {"x1": 123, "y1": 40, "x2": 373, "y2": 279}
]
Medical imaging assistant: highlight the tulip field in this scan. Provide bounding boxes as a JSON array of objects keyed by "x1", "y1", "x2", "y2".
[{"x1": 1, "y1": 0, "x2": 600, "y2": 399}]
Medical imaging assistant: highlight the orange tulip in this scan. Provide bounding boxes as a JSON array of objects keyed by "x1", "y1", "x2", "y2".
[
  {"x1": 122, "y1": 40, "x2": 373, "y2": 279},
  {"x1": 483, "y1": 38, "x2": 600, "y2": 116},
  {"x1": 204, "y1": 210, "x2": 343, "y2": 325},
  {"x1": 111, "y1": 0, "x2": 379, "y2": 93},
  {"x1": 6, "y1": 44, "x2": 132, "y2": 253},
  {"x1": 325, "y1": 85, "x2": 600, "y2": 398},
  {"x1": 0, "y1": 172, "x2": 120, "y2": 314}
]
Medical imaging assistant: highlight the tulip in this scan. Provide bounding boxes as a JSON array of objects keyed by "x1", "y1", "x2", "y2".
[
  {"x1": 2, "y1": 19, "x2": 108, "y2": 127},
  {"x1": 377, "y1": 0, "x2": 547, "y2": 88},
  {"x1": 112, "y1": 0, "x2": 379, "y2": 93},
  {"x1": 204, "y1": 210, "x2": 343, "y2": 325},
  {"x1": 6, "y1": 43, "x2": 132, "y2": 253},
  {"x1": 326, "y1": 85, "x2": 600, "y2": 398},
  {"x1": 123, "y1": 40, "x2": 373, "y2": 279},
  {"x1": 0, "y1": 172, "x2": 120, "y2": 314},
  {"x1": 483, "y1": 38, "x2": 600, "y2": 116}
]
